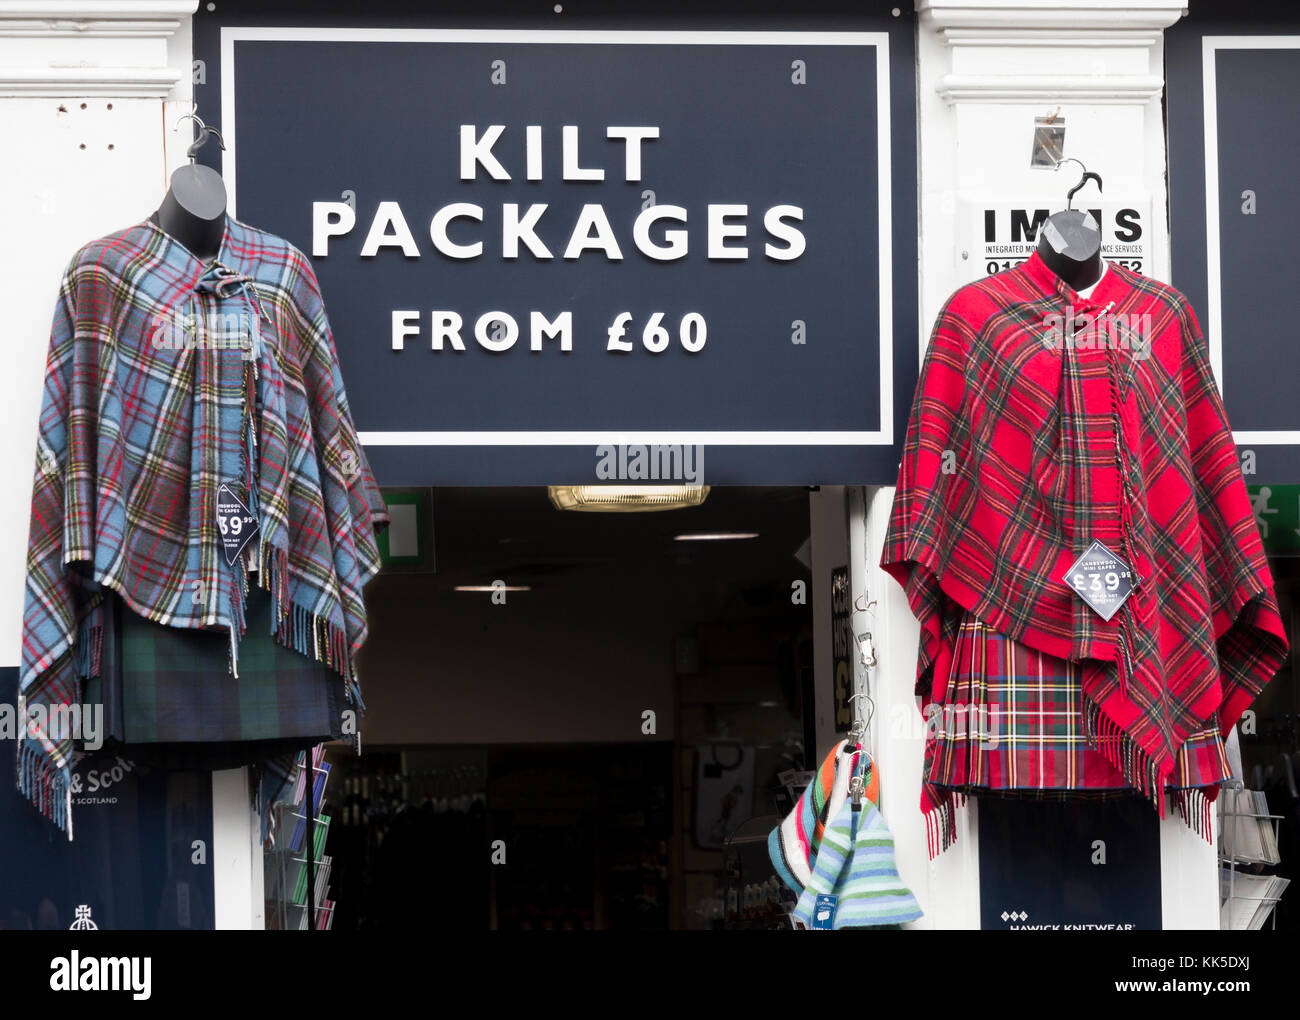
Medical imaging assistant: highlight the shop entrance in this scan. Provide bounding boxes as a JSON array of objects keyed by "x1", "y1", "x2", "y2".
[{"x1": 268, "y1": 485, "x2": 820, "y2": 930}]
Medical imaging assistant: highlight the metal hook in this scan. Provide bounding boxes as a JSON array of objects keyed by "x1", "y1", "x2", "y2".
[
  {"x1": 1054, "y1": 156, "x2": 1103, "y2": 210},
  {"x1": 853, "y1": 594, "x2": 876, "y2": 614},
  {"x1": 173, "y1": 112, "x2": 225, "y2": 163},
  {"x1": 173, "y1": 112, "x2": 206, "y2": 157},
  {"x1": 848, "y1": 689, "x2": 875, "y2": 733}
]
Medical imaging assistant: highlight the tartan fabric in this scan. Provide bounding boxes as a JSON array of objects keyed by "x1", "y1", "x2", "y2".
[
  {"x1": 105, "y1": 586, "x2": 343, "y2": 745},
  {"x1": 919, "y1": 609, "x2": 1226, "y2": 854},
  {"x1": 20, "y1": 216, "x2": 387, "y2": 835},
  {"x1": 928, "y1": 611, "x2": 1230, "y2": 794},
  {"x1": 882, "y1": 252, "x2": 1287, "y2": 833}
]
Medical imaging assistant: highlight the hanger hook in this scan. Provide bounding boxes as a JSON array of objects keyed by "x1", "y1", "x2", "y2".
[
  {"x1": 174, "y1": 112, "x2": 206, "y2": 156},
  {"x1": 848, "y1": 689, "x2": 875, "y2": 734},
  {"x1": 173, "y1": 113, "x2": 225, "y2": 162},
  {"x1": 1054, "y1": 157, "x2": 1103, "y2": 211}
]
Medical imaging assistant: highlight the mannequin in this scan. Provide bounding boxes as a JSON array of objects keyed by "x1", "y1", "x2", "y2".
[
  {"x1": 1036, "y1": 168, "x2": 1104, "y2": 292},
  {"x1": 152, "y1": 123, "x2": 227, "y2": 262}
]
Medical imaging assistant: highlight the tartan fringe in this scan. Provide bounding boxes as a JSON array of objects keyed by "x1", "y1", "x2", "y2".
[
  {"x1": 1171, "y1": 787, "x2": 1214, "y2": 843},
  {"x1": 257, "y1": 540, "x2": 291, "y2": 630},
  {"x1": 922, "y1": 785, "x2": 963, "y2": 859},
  {"x1": 227, "y1": 566, "x2": 249, "y2": 679},
  {"x1": 16, "y1": 738, "x2": 72, "y2": 840},
  {"x1": 73, "y1": 619, "x2": 103, "y2": 680},
  {"x1": 1082, "y1": 695, "x2": 1167, "y2": 819},
  {"x1": 273, "y1": 599, "x2": 355, "y2": 685},
  {"x1": 254, "y1": 538, "x2": 361, "y2": 700}
]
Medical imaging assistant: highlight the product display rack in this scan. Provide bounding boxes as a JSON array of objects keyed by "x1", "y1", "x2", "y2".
[
  {"x1": 265, "y1": 749, "x2": 335, "y2": 931},
  {"x1": 1218, "y1": 781, "x2": 1288, "y2": 931}
]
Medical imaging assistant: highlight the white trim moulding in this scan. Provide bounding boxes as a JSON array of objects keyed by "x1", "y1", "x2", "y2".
[
  {"x1": 935, "y1": 73, "x2": 1165, "y2": 104},
  {"x1": 0, "y1": 0, "x2": 193, "y2": 97}
]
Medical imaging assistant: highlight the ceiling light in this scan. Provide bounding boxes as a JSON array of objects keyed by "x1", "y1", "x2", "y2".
[
  {"x1": 673, "y1": 531, "x2": 759, "y2": 541},
  {"x1": 548, "y1": 484, "x2": 710, "y2": 512},
  {"x1": 453, "y1": 584, "x2": 532, "y2": 592}
]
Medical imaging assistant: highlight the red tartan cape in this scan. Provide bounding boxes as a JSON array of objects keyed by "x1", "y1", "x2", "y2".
[{"x1": 882, "y1": 252, "x2": 1287, "y2": 811}]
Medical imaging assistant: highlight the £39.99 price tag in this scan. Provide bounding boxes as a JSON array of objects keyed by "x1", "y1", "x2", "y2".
[
  {"x1": 1062, "y1": 539, "x2": 1133, "y2": 621},
  {"x1": 216, "y1": 482, "x2": 259, "y2": 566}
]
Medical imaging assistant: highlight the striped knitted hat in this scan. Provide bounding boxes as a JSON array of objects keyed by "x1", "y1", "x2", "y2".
[{"x1": 769, "y1": 741, "x2": 921, "y2": 929}]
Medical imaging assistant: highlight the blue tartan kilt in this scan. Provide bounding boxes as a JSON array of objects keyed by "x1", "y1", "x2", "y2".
[{"x1": 84, "y1": 585, "x2": 344, "y2": 771}]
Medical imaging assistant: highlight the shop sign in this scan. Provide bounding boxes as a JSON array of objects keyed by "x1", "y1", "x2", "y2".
[
  {"x1": 195, "y1": 18, "x2": 918, "y2": 484},
  {"x1": 965, "y1": 198, "x2": 1149, "y2": 282}
]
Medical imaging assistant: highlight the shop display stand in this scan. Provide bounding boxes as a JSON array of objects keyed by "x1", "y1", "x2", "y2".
[
  {"x1": 1218, "y1": 782, "x2": 1288, "y2": 931},
  {"x1": 265, "y1": 750, "x2": 335, "y2": 931}
]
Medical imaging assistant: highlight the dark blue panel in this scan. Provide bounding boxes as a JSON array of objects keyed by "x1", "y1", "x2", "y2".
[
  {"x1": 979, "y1": 797, "x2": 1162, "y2": 931},
  {"x1": 1211, "y1": 49, "x2": 1300, "y2": 433},
  {"x1": 0, "y1": 669, "x2": 215, "y2": 931},
  {"x1": 1167, "y1": 4, "x2": 1300, "y2": 479}
]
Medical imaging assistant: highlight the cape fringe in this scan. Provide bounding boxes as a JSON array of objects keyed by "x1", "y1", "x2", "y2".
[
  {"x1": 922, "y1": 786, "x2": 963, "y2": 859},
  {"x1": 1171, "y1": 787, "x2": 1215, "y2": 843},
  {"x1": 17, "y1": 738, "x2": 72, "y2": 840},
  {"x1": 73, "y1": 619, "x2": 103, "y2": 680},
  {"x1": 1082, "y1": 695, "x2": 1167, "y2": 818}
]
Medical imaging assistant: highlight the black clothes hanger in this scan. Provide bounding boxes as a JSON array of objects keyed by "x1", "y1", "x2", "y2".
[
  {"x1": 152, "y1": 113, "x2": 228, "y2": 262},
  {"x1": 1035, "y1": 157, "x2": 1104, "y2": 292}
]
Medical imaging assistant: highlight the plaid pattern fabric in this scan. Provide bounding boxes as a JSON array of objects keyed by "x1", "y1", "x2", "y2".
[
  {"x1": 882, "y1": 252, "x2": 1287, "y2": 833},
  {"x1": 106, "y1": 586, "x2": 343, "y2": 745},
  {"x1": 928, "y1": 611, "x2": 1230, "y2": 794},
  {"x1": 20, "y1": 217, "x2": 387, "y2": 834}
]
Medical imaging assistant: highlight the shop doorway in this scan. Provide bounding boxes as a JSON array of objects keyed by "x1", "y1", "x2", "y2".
[{"x1": 275, "y1": 486, "x2": 819, "y2": 930}]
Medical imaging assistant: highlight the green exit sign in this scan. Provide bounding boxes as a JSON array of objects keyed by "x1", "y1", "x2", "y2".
[{"x1": 1248, "y1": 484, "x2": 1300, "y2": 556}]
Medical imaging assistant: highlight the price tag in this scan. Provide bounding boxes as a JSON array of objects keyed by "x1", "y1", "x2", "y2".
[
  {"x1": 811, "y1": 893, "x2": 837, "y2": 930},
  {"x1": 1062, "y1": 540, "x2": 1133, "y2": 621},
  {"x1": 216, "y1": 482, "x2": 259, "y2": 566}
]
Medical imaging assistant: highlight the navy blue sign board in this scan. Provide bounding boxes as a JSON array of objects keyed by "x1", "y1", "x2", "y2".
[
  {"x1": 193, "y1": 6, "x2": 918, "y2": 485},
  {"x1": 0, "y1": 668, "x2": 215, "y2": 931},
  {"x1": 1167, "y1": 5, "x2": 1300, "y2": 481},
  {"x1": 979, "y1": 797, "x2": 1162, "y2": 931}
]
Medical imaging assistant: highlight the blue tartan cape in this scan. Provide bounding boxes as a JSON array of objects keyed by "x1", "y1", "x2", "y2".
[{"x1": 20, "y1": 216, "x2": 388, "y2": 835}]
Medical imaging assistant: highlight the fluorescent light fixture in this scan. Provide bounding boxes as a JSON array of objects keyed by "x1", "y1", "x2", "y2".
[
  {"x1": 548, "y1": 484, "x2": 710, "y2": 512},
  {"x1": 453, "y1": 584, "x2": 532, "y2": 592},
  {"x1": 673, "y1": 531, "x2": 760, "y2": 541}
]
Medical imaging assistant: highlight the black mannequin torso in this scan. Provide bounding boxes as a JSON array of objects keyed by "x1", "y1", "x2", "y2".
[
  {"x1": 1035, "y1": 209, "x2": 1103, "y2": 292},
  {"x1": 153, "y1": 162, "x2": 227, "y2": 263}
]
